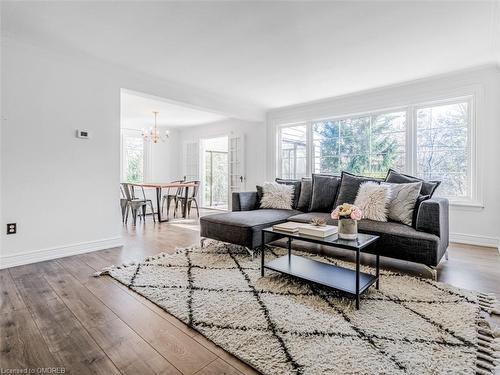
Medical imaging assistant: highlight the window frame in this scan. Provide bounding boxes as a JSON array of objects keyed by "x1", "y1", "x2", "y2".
[
  {"x1": 276, "y1": 122, "x2": 309, "y2": 179},
  {"x1": 275, "y1": 96, "x2": 477, "y2": 204},
  {"x1": 410, "y1": 96, "x2": 475, "y2": 203},
  {"x1": 120, "y1": 128, "x2": 151, "y2": 183}
]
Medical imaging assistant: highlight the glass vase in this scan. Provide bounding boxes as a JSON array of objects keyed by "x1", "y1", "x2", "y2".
[{"x1": 338, "y1": 218, "x2": 358, "y2": 240}]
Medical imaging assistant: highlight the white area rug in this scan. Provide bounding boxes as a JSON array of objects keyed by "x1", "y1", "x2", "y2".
[{"x1": 97, "y1": 241, "x2": 500, "y2": 375}]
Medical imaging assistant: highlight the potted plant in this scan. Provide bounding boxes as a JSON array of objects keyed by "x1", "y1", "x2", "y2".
[{"x1": 331, "y1": 203, "x2": 363, "y2": 240}]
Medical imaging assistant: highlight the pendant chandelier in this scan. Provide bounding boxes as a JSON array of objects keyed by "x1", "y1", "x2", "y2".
[{"x1": 142, "y1": 111, "x2": 169, "y2": 143}]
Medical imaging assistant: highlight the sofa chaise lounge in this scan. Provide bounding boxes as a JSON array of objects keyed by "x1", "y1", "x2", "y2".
[{"x1": 200, "y1": 171, "x2": 449, "y2": 278}]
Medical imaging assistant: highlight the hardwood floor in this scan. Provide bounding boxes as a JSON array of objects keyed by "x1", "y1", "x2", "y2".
[{"x1": 1, "y1": 209, "x2": 499, "y2": 374}]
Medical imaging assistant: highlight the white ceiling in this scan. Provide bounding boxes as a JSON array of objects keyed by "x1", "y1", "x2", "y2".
[
  {"x1": 121, "y1": 91, "x2": 228, "y2": 129},
  {"x1": 3, "y1": 1, "x2": 500, "y2": 112}
]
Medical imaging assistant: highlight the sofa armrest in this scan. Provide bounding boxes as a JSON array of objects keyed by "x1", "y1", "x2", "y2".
[
  {"x1": 416, "y1": 198, "x2": 449, "y2": 243},
  {"x1": 232, "y1": 192, "x2": 258, "y2": 212}
]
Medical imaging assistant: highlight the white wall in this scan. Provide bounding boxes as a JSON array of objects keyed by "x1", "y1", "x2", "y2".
[
  {"x1": 150, "y1": 127, "x2": 181, "y2": 183},
  {"x1": 1, "y1": 37, "x2": 124, "y2": 269},
  {"x1": 0, "y1": 37, "x2": 260, "y2": 268},
  {"x1": 178, "y1": 119, "x2": 266, "y2": 192},
  {"x1": 267, "y1": 65, "x2": 500, "y2": 248}
]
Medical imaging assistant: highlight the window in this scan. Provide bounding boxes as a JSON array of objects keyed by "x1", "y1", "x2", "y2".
[
  {"x1": 204, "y1": 150, "x2": 228, "y2": 209},
  {"x1": 276, "y1": 97, "x2": 474, "y2": 201},
  {"x1": 312, "y1": 111, "x2": 406, "y2": 178},
  {"x1": 416, "y1": 101, "x2": 470, "y2": 198},
  {"x1": 121, "y1": 130, "x2": 145, "y2": 183},
  {"x1": 279, "y1": 124, "x2": 307, "y2": 179}
]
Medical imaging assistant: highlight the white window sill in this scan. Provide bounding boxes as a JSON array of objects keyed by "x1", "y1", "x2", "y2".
[{"x1": 448, "y1": 200, "x2": 484, "y2": 209}]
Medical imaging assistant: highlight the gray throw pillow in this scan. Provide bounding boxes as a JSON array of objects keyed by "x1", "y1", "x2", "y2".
[
  {"x1": 335, "y1": 172, "x2": 381, "y2": 206},
  {"x1": 256, "y1": 185, "x2": 264, "y2": 207},
  {"x1": 412, "y1": 194, "x2": 430, "y2": 227},
  {"x1": 385, "y1": 169, "x2": 440, "y2": 197},
  {"x1": 297, "y1": 178, "x2": 312, "y2": 212},
  {"x1": 383, "y1": 181, "x2": 423, "y2": 226},
  {"x1": 309, "y1": 174, "x2": 341, "y2": 213},
  {"x1": 275, "y1": 178, "x2": 301, "y2": 209}
]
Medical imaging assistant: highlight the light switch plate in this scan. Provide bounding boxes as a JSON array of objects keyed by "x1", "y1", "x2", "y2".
[{"x1": 76, "y1": 129, "x2": 90, "y2": 139}]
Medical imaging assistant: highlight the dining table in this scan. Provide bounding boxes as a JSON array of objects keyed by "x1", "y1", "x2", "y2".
[{"x1": 130, "y1": 182, "x2": 197, "y2": 223}]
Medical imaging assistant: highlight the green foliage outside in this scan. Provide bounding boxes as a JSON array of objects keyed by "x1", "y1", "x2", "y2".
[
  {"x1": 314, "y1": 112, "x2": 405, "y2": 178},
  {"x1": 124, "y1": 136, "x2": 144, "y2": 183},
  {"x1": 204, "y1": 151, "x2": 228, "y2": 207},
  {"x1": 126, "y1": 151, "x2": 143, "y2": 183}
]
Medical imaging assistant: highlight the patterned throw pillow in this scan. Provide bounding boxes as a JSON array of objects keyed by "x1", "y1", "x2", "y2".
[
  {"x1": 354, "y1": 182, "x2": 391, "y2": 221},
  {"x1": 383, "y1": 181, "x2": 423, "y2": 225},
  {"x1": 275, "y1": 178, "x2": 301, "y2": 209},
  {"x1": 260, "y1": 182, "x2": 294, "y2": 210}
]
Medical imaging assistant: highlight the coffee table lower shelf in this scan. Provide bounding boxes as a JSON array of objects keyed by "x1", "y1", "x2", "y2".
[{"x1": 264, "y1": 254, "x2": 378, "y2": 295}]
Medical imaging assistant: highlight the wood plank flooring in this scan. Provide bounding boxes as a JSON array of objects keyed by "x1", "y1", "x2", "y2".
[{"x1": 1, "y1": 209, "x2": 499, "y2": 374}]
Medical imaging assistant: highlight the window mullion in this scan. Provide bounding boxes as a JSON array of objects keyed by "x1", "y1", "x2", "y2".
[
  {"x1": 306, "y1": 121, "x2": 313, "y2": 176},
  {"x1": 407, "y1": 106, "x2": 416, "y2": 175}
]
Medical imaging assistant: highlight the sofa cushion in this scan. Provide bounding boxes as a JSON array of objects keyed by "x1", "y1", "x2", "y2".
[
  {"x1": 202, "y1": 209, "x2": 299, "y2": 228},
  {"x1": 232, "y1": 191, "x2": 259, "y2": 211},
  {"x1": 200, "y1": 209, "x2": 300, "y2": 248},
  {"x1": 256, "y1": 185, "x2": 264, "y2": 206},
  {"x1": 309, "y1": 174, "x2": 341, "y2": 213},
  {"x1": 413, "y1": 194, "x2": 431, "y2": 227},
  {"x1": 385, "y1": 169, "x2": 440, "y2": 197},
  {"x1": 297, "y1": 178, "x2": 312, "y2": 212},
  {"x1": 335, "y1": 172, "x2": 380, "y2": 206},
  {"x1": 275, "y1": 178, "x2": 301, "y2": 209}
]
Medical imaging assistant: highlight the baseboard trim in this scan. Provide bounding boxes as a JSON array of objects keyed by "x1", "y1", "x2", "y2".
[
  {"x1": 0, "y1": 237, "x2": 124, "y2": 269},
  {"x1": 450, "y1": 232, "x2": 499, "y2": 249}
]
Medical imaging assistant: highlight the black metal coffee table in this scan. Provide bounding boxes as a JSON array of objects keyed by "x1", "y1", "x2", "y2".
[{"x1": 261, "y1": 227, "x2": 380, "y2": 309}]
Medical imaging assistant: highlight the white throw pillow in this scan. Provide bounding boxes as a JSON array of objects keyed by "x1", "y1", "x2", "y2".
[
  {"x1": 354, "y1": 182, "x2": 391, "y2": 222},
  {"x1": 260, "y1": 182, "x2": 294, "y2": 210},
  {"x1": 382, "y1": 181, "x2": 422, "y2": 226}
]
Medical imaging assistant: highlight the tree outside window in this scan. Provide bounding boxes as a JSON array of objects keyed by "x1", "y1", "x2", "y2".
[
  {"x1": 312, "y1": 111, "x2": 406, "y2": 178},
  {"x1": 122, "y1": 134, "x2": 144, "y2": 183},
  {"x1": 277, "y1": 98, "x2": 473, "y2": 200}
]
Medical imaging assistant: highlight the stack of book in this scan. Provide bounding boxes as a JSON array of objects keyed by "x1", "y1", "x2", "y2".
[
  {"x1": 272, "y1": 222, "x2": 338, "y2": 238},
  {"x1": 298, "y1": 224, "x2": 337, "y2": 238},
  {"x1": 272, "y1": 221, "x2": 302, "y2": 233}
]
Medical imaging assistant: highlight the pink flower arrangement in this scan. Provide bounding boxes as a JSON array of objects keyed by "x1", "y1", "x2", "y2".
[{"x1": 331, "y1": 203, "x2": 363, "y2": 221}]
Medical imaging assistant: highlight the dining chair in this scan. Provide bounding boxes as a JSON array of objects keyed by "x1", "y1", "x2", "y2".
[
  {"x1": 121, "y1": 183, "x2": 156, "y2": 226},
  {"x1": 174, "y1": 180, "x2": 200, "y2": 218},
  {"x1": 120, "y1": 184, "x2": 129, "y2": 223},
  {"x1": 161, "y1": 179, "x2": 185, "y2": 219}
]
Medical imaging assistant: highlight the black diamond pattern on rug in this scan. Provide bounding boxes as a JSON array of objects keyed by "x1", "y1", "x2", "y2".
[{"x1": 99, "y1": 242, "x2": 498, "y2": 375}]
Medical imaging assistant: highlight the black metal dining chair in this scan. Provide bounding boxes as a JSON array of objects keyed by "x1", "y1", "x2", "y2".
[
  {"x1": 121, "y1": 183, "x2": 156, "y2": 225},
  {"x1": 161, "y1": 178, "x2": 185, "y2": 219},
  {"x1": 120, "y1": 184, "x2": 129, "y2": 223},
  {"x1": 174, "y1": 180, "x2": 200, "y2": 218}
]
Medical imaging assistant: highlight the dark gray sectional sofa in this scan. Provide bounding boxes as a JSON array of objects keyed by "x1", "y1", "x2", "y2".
[{"x1": 200, "y1": 171, "x2": 449, "y2": 271}]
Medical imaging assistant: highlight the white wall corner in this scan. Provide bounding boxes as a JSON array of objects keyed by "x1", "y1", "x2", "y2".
[{"x1": 0, "y1": 237, "x2": 124, "y2": 269}]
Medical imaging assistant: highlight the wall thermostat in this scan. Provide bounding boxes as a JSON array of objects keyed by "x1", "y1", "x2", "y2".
[{"x1": 76, "y1": 129, "x2": 90, "y2": 139}]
